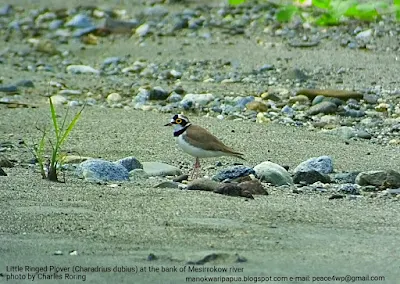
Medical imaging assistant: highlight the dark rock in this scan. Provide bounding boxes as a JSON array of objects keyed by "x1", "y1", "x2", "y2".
[
  {"x1": 235, "y1": 254, "x2": 247, "y2": 263},
  {"x1": 154, "y1": 181, "x2": 179, "y2": 189},
  {"x1": 149, "y1": 86, "x2": 169, "y2": 100},
  {"x1": 147, "y1": 253, "x2": 157, "y2": 261},
  {"x1": 15, "y1": 79, "x2": 34, "y2": 88},
  {"x1": 213, "y1": 166, "x2": 255, "y2": 182},
  {"x1": 187, "y1": 178, "x2": 220, "y2": 191},
  {"x1": 238, "y1": 180, "x2": 268, "y2": 195},
  {"x1": 186, "y1": 253, "x2": 229, "y2": 265},
  {"x1": 0, "y1": 156, "x2": 13, "y2": 168},
  {"x1": 328, "y1": 194, "x2": 345, "y2": 200},
  {"x1": 0, "y1": 167, "x2": 6, "y2": 176},
  {"x1": 293, "y1": 170, "x2": 331, "y2": 185},
  {"x1": 214, "y1": 183, "x2": 253, "y2": 199},
  {"x1": 0, "y1": 85, "x2": 18, "y2": 93},
  {"x1": 173, "y1": 174, "x2": 188, "y2": 182}
]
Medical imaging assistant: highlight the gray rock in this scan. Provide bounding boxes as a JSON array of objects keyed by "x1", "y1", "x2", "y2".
[
  {"x1": 235, "y1": 96, "x2": 255, "y2": 110},
  {"x1": 311, "y1": 95, "x2": 325, "y2": 105},
  {"x1": 167, "y1": 92, "x2": 183, "y2": 103},
  {"x1": 129, "y1": 169, "x2": 149, "y2": 180},
  {"x1": 293, "y1": 170, "x2": 331, "y2": 185},
  {"x1": 142, "y1": 162, "x2": 181, "y2": 177},
  {"x1": 0, "y1": 4, "x2": 12, "y2": 16},
  {"x1": 355, "y1": 29, "x2": 372, "y2": 40},
  {"x1": 65, "y1": 14, "x2": 94, "y2": 29},
  {"x1": 324, "y1": 126, "x2": 371, "y2": 140},
  {"x1": 338, "y1": 183, "x2": 360, "y2": 195},
  {"x1": 213, "y1": 166, "x2": 255, "y2": 182},
  {"x1": 115, "y1": 157, "x2": 143, "y2": 172},
  {"x1": 76, "y1": 159, "x2": 129, "y2": 182},
  {"x1": 180, "y1": 93, "x2": 215, "y2": 108},
  {"x1": 307, "y1": 101, "x2": 338, "y2": 115},
  {"x1": 143, "y1": 6, "x2": 169, "y2": 18},
  {"x1": 187, "y1": 178, "x2": 220, "y2": 191},
  {"x1": 331, "y1": 172, "x2": 360, "y2": 184},
  {"x1": 66, "y1": 65, "x2": 100, "y2": 75},
  {"x1": 72, "y1": 26, "x2": 98, "y2": 38},
  {"x1": 283, "y1": 68, "x2": 309, "y2": 82},
  {"x1": 103, "y1": 57, "x2": 122, "y2": 66},
  {"x1": 294, "y1": 156, "x2": 333, "y2": 174},
  {"x1": 253, "y1": 161, "x2": 293, "y2": 186},
  {"x1": 136, "y1": 23, "x2": 150, "y2": 37},
  {"x1": 49, "y1": 19, "x2": 64, "y2": 30},
  {"x1": 385, "y1": 188, "x2": 400, "y2": 195},
  {"x1": 355, "y1": 170, "x2": 400, "y2": 189}
]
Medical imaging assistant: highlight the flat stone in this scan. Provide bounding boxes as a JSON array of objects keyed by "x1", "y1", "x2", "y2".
[
  {"x1": 154, "y1": 181, "x2": 180, "y2": 189},
  {"x1": 66, "y1": 65, "x2": 100, "y2": 75},
  {"x1": 142, "y1": 162, "x2": 181, "y2": 177},
  {"x1": 187, "y1": 178, "x2": 220, "y2": 191}
]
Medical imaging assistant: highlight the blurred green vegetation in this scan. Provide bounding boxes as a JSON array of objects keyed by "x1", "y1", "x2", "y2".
[{"x1": 228, "y1": 0, "x2": 400, "y2": 25}]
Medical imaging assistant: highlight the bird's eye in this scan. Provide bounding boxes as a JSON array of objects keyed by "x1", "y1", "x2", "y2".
[{"x1": 175, "y1": 118, "x2": 182, "y2": 124}]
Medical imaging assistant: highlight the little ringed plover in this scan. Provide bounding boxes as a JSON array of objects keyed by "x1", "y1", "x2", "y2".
[{"x1": 164, "y1": 114, "x2": 244, "y2": 179}]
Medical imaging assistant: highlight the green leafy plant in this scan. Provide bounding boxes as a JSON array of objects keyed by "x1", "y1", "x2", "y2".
[
  {"x1": 228, "y1": 0, "x2": 397, "y2": 25},
  {"x1": 32, "y1": 97, "x2": 84, "y2": 182},
  {"x1": 395, "y1": 0, "x2": 400, "y2": 21},
  {"x1": 228, "y1": 0, "x2": 247, "y2": 5}
]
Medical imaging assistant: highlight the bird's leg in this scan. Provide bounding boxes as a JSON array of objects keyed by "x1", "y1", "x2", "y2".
[{"x1": 190, "y1": 157, "x2": 201, "y2": 180}]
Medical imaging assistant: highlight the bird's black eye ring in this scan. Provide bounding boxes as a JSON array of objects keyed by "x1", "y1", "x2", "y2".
[{"x1": 175, "y1": 118, "x2": 182, "y2": 124}]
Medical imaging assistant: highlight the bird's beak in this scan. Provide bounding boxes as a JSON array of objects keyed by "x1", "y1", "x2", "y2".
[{"x1": 164, "y1": 122, "x2": 172, "y2": 126}]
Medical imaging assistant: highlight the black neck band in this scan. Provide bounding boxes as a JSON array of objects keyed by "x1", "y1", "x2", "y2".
[{"x1": 173, "y1": 124, "x2": 190, "y2": 137}]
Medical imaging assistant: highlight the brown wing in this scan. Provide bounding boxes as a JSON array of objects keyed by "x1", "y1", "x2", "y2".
[{"x1": 184, "y1": 125, "x2": 244, "y2": 159}]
